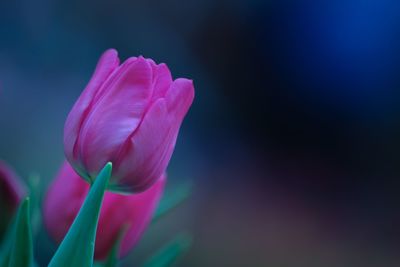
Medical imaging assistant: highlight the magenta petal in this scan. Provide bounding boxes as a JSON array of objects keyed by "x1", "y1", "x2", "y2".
[
  {"x1": 115, "y1": 99, "x2": 174, "y2": 191},
  {"x1": 43, "y1": 162, "x2": 165, "y2": 260},
  {"x1": 43, "y1": 162, "x2": 88, "y2": 243},
  {"x1": 78, "y1": 57, "x2": 154, "y2": 177},
  {"x1": 115, "y1": 78, "x2": 194, "y2": 191},
  {"x1": 165, "y1": 78, "x2": 195, "y2": 123},
  {"x1": 64, "y1": 49, "x2": 120, "y2": 167},
  {"x1": 96, "y1": 175, "x2": 166, "y2": 259},
  {"x1": 150, "y1": 63, "x2": 173, "y2": 101},
  {"x1": 63, "y1": 50, "x2": 194, "y2": 193},
  {"x1": 118, "y1": 175, "x2": 166, "y2": 257}
]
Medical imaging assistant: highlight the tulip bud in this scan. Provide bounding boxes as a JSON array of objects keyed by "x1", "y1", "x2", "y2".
[
  {"x1": 43, "y1": 162, "x2": 165, "y2": 260},
  {"x1": 64, "y1": 49, "x2": 194, "y2": 193},
  {"x1": 0, "y1": 161, "x2": 26, "y2": 240}
]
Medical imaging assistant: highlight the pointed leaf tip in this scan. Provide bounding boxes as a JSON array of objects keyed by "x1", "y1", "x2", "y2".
[{"x1": 48, "y1": 163, "x2": 112, "y2": 267}]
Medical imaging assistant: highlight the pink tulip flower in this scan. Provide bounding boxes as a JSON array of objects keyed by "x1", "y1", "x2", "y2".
[
  {"x1": 43, "y1": 161, "x2": 165, "y2": 260},
  {"x1": 0, "y1": 161, "x2": 26, "y2": 239},
  {"x1": 64, "y1": 49, "x2": 194, "y2": 193}
]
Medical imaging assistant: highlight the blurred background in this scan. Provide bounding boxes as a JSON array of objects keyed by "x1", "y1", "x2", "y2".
[{"x1": 1, "y1": 0, "x2": 400, "y2": 266}]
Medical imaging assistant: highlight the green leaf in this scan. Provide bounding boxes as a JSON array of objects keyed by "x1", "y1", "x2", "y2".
[
  {"x1": 48, "y1": 162, "x2": 112, "y2": 267},
  {"x1": 152, "y1": 181, "x2": 192, "y2": 223},
  {"x1": 0, "y1": 215, "x2": 16, "y2": 267},
  {"x1": 142, "y1": 233, "x2": 192, "y2": 267},
  {"x1": 0, "y1": 224, "x2": 12, "y2": 267},
  {"x1": 0, "y1": 252, "x2": 10, "y2": 267},
  {"x1": 27, "y1": 174, "x2": 41, "y2": 238},
  {"x1": 103, "y1": 224, "x2": 129, "y2": 267},
  {"x1": 8, "y1": 198, "x2": 34, "y2": 267}
]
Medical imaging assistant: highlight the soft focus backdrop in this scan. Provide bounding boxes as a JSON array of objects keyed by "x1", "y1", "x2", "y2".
[{"x1": 1, "y1": 0, "x2": 400, "y2": 266}]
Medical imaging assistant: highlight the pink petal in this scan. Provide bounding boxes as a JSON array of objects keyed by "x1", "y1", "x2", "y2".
[
  {"x1": 43, "y1": 162, "x2": 88, "y2": 243},
  {"x1": 150, "y1": 62, "x2": 173, "y2": 101},
  {"x1": 95, "y1": 175, "x2": 165, "y2": 259},
  {"x1": 64, "y1": 49, "x2": 120, "y2": 168},
  {"x1": 78, "y1": 57, "x2": 154, "y2": 178},
  {"x1": 44, "y1": 162, "x2": 165, "y2": 260},
  {"x1": 165, "y1": 78, "x2": 195, "y2": 124},
  {"x1": 115, "y1": 99, "x2": 175, "y2": 192},
  {"x1": 119, "y1": 174, "x2": 166, "y2": 257}
]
